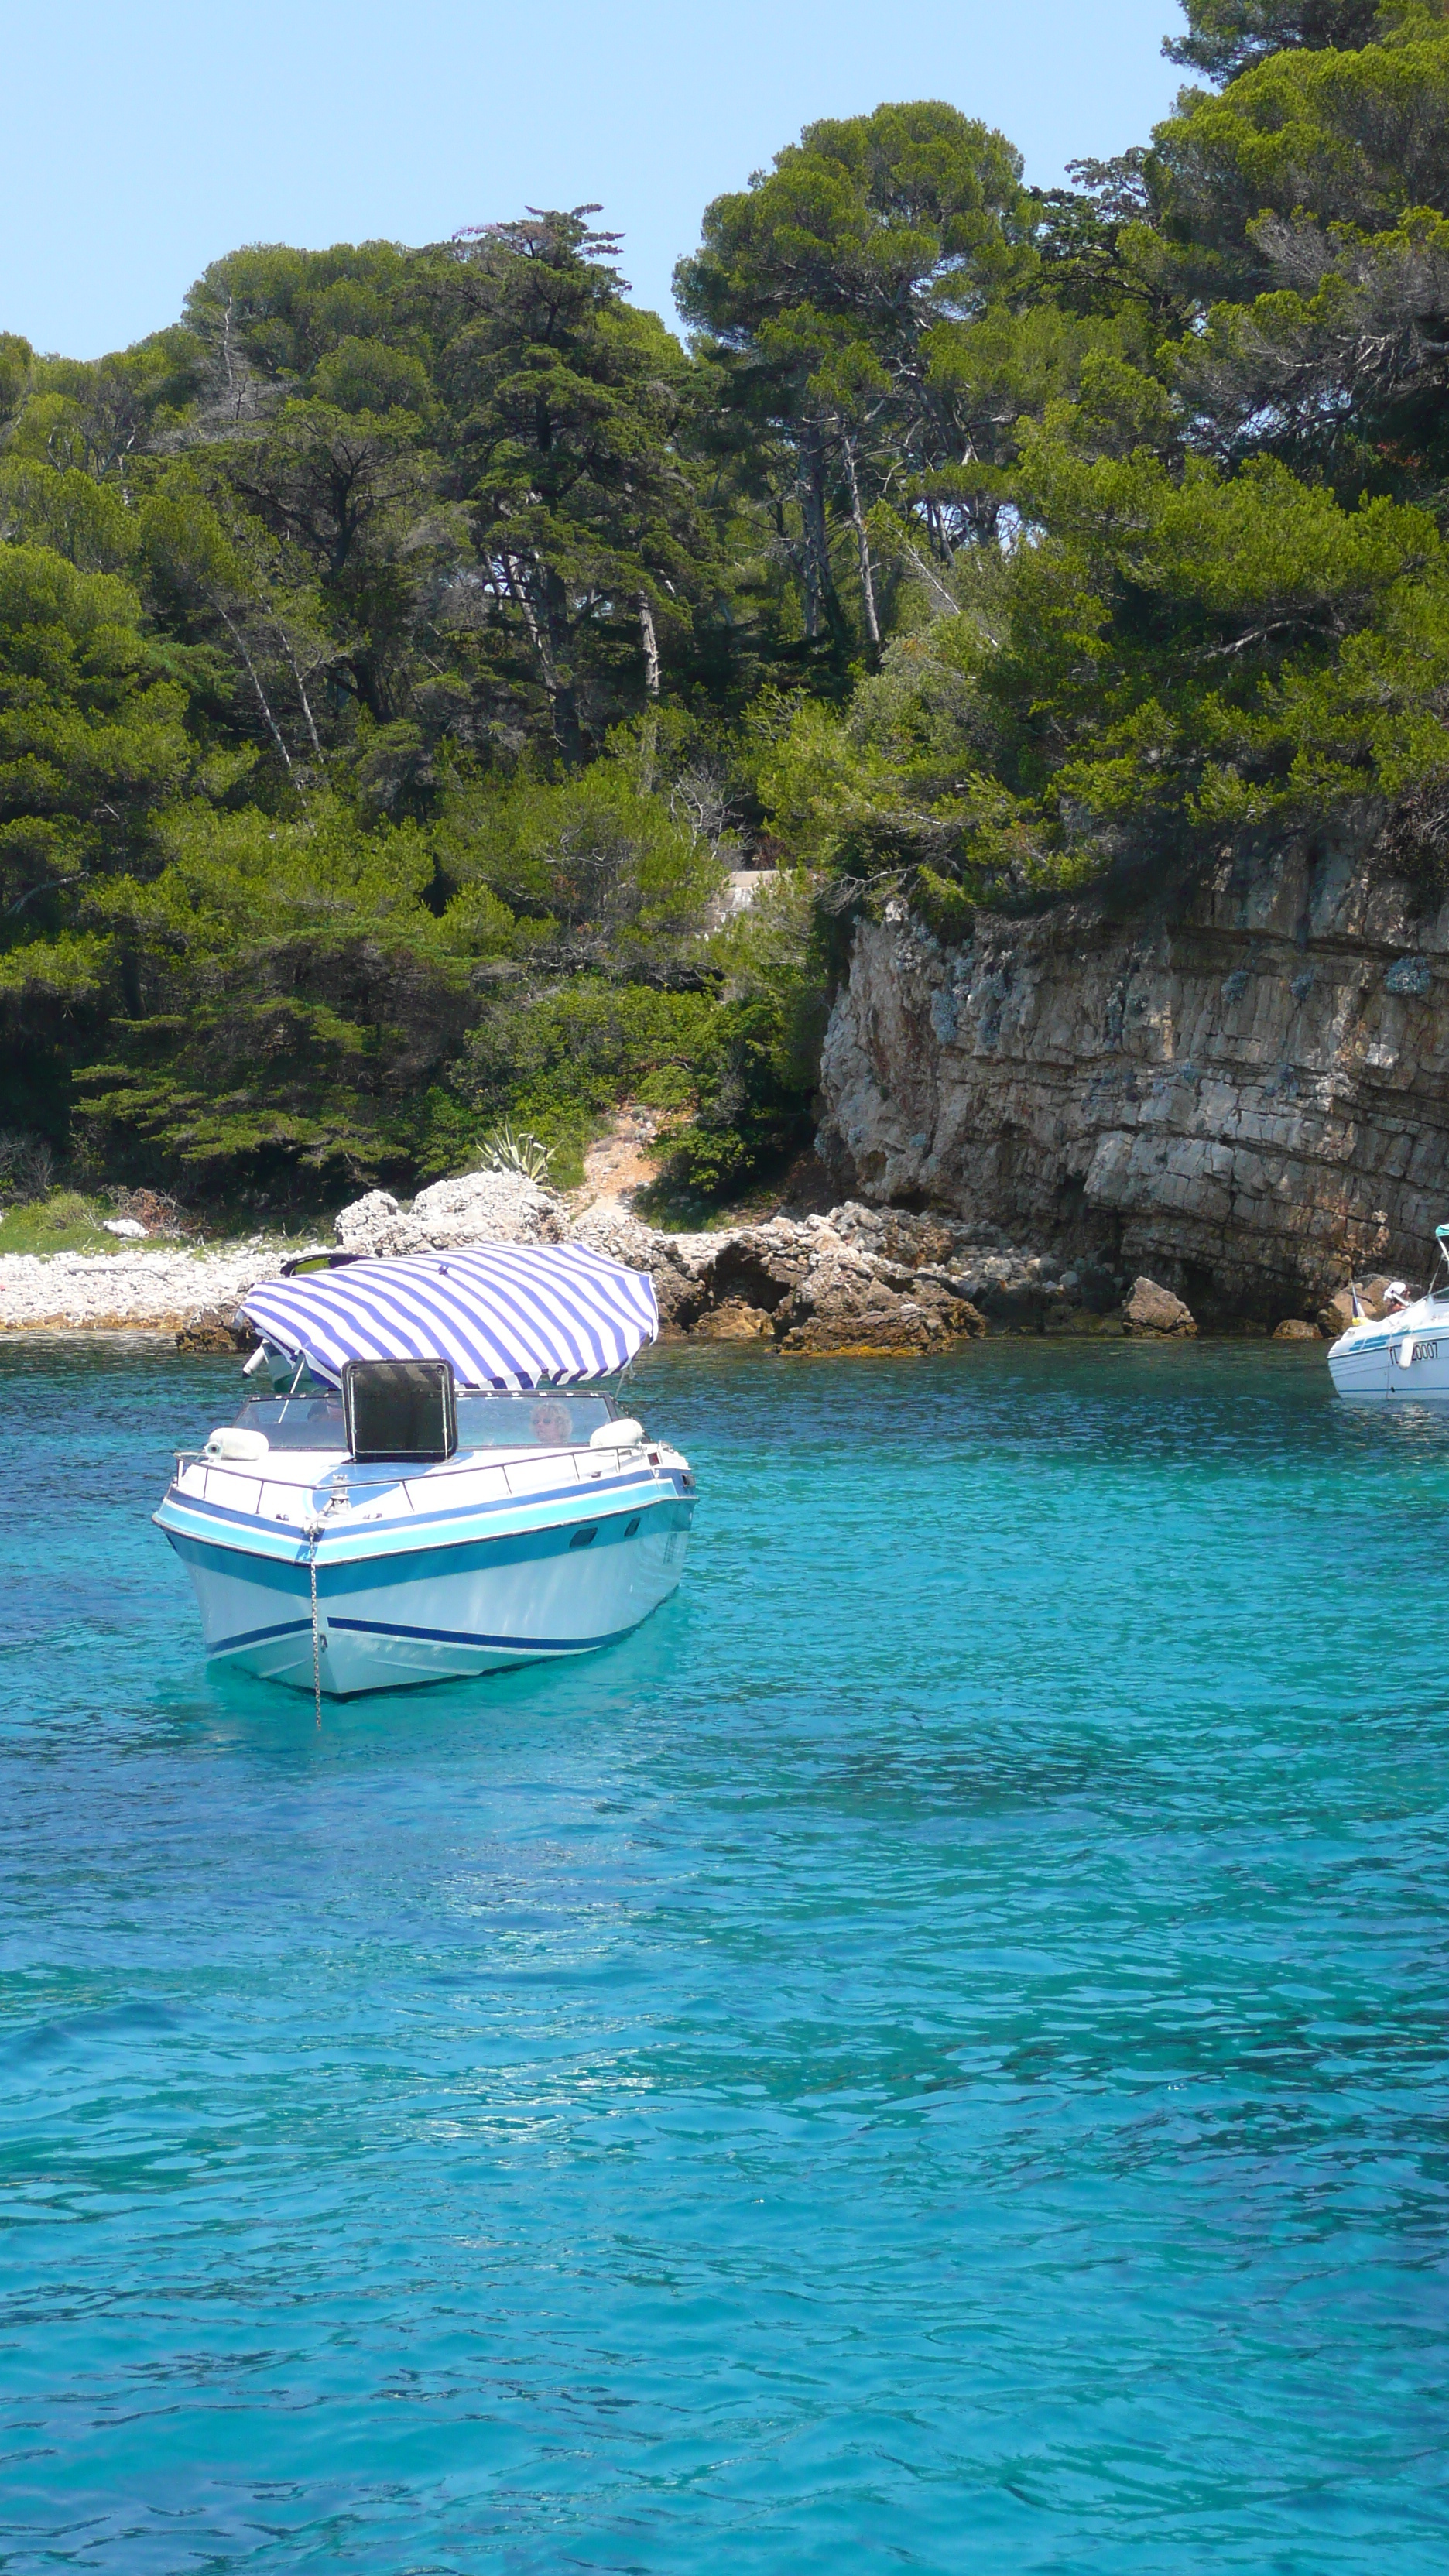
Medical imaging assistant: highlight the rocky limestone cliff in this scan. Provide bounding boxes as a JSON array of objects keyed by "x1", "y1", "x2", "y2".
[{"x1": 816, "y1": 827, "x2": 1449, "y2": 1317}]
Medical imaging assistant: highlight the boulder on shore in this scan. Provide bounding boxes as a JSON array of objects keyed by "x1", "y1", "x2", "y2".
[
  {"x1": 328, "y1": 1174, "x2": 1093, "y2": 1355},
  {"x1": 0, "y1": 1167, "x2": 1225, "y2": 1352},
  {"x1": 570, "y1": 1201, "x2": 721, "y2": 1334},
  {"x1": 335, "y1": 1172, "x2": 567, "y2": 1258},
  {"x1": 176, "y1": 1306, "x2": 258, "y2": 1355},
  {"x1": 1317, "y1": 1275, "x2": 1417, "y2": 1337},
  {"x1": 693, "y1": 1298, "x2": 776, "y2": 1341},
  {"x1": 1273, "y1": 1316, "x2": 1324, "y2": 1341},
  {"x1": 1121, "y1": 1276, "x2": 1197, "y2": 1338},
  {"x1": 772, "y1": 1237, "x2": 986, "y2": 1355}
]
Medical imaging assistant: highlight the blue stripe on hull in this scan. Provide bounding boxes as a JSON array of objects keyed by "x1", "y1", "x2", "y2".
[
  {"x1": 328, "y1": 1614, "x2": 639, "y2": 1653},
  {"x1": 207, "y1": 1616, "x2": 313, "y2": 1656},
  {"x1": 166, "y1": 1495, "x2": 684, "y2": 1600}
]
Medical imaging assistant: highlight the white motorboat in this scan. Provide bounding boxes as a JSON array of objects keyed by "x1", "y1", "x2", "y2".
[
  {"x1": 1327, "y1": 1225, "x2": 1449, "y2": 1401},
  {"x1": 155, "y1": 1241, "x2": 695, "y2": 1697}
]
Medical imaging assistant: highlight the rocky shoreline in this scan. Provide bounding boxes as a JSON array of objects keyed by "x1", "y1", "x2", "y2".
[
  {"x1": 0, "y1": 1239, "x2": 323, "y2": 1336},
  {"x1": 0, "y1": 1165, "x2": 1388, "y2": 1355}
]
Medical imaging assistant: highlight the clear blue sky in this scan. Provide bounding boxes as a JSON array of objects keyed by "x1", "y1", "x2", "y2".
[{"x1": 6, "y1": 0, "x2": 1187, "y2": 360}]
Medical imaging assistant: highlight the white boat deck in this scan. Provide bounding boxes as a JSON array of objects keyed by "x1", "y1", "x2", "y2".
[{"x1": 173, "y1": 1435, "x2": 678, "y2": 1536}]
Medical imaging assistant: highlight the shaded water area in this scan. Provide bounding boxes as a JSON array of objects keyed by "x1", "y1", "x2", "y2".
[{"x1": 2, "y1": 1334, "x2": 1447, "y2": 2571}]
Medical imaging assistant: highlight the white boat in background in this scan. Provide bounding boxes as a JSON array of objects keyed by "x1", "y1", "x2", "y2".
[
  {"x1": 1327, "y1": 1225, "x2": 1449, "y2": 1401},
  {"x1": 155, "y1": 1242, "x2": 694, "y2": 1698}
]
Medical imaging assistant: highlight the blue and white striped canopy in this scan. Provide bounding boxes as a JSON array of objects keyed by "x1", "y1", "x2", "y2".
[{"x1": 242, "y1": 1242, "x2": 659, "y2": 1390}]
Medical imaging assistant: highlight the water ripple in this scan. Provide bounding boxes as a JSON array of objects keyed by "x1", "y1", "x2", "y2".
[{"x1": 2, "y1": 1336, "x2": 1447, "y2": 2571}]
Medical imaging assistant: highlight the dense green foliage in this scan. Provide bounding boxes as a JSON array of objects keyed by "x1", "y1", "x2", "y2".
[{"x1": 5, "y1": 0, "x2": 1449, "y2": 1209}]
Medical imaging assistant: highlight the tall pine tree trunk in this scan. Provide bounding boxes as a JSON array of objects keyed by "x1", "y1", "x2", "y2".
[
  {"x1": 799, "y1": 420, "x2": 831, "y2": 642},
  {"x1": 638, "y1": 591, "x2": 661, "y2": 793},
  {"x1": 841, "y1": 434, "x2": 880, "y2": 657},
  {"x1": 542, "y1": 568, "x2": 584, "y2": 766},
  {"x1": 504, "y1": 553, "x2": 584, "y2": 766}
]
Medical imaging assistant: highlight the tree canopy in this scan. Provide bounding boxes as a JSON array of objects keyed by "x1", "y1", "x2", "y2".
[{"x1": 4, "y1": 0, "x2": 1449, "y2": 1210}]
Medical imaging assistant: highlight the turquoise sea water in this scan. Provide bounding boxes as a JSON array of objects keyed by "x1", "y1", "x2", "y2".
[{"x1": 3, "y1": 1333, "x2": 1448, "y2": 2573}]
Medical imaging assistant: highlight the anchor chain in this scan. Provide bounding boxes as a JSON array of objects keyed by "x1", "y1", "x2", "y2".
[
  {"x1": 303, "y1": 1488, "x2": 346, "y2": 1726},
  {"x1": 303, "y1": 1509, "x2": 328, "y2": 1728},
  {"x1": 308, "y1": 1534, "x2": 322, "y2": 1726}
]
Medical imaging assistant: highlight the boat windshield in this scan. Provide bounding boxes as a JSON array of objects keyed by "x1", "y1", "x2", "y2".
[
  {"x1": 232, "y1": 1394, "x2": 346, "y2": 1450},
  {"x1": 456, "y1": 1391, "x2": 617, "y2": 1448},
  {"x1": 231, "y1": 1388, "x2": 619, "y2": 1451}
]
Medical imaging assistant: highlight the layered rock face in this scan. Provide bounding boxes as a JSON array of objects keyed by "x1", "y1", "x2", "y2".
[{"x1": 817, "y1": 829, "x2": 1449, "y2": 1316}]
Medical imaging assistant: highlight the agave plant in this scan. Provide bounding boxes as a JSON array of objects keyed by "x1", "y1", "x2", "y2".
[{"x1": 479, "y1": 1122, "x2": 554, "y2": 1184}]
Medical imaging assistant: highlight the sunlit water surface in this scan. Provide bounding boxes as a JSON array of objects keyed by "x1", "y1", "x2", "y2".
[{"x1": 2, "y1": 1334, "x2": 1447, "y2": 2572}]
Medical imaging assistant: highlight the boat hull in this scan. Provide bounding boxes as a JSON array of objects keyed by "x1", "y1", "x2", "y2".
[
  {"x1": 1327, "y1": 1305, "x2": 1449, "y2": 1401},
  {"x1": 160, "y1": 1483, "x2": 694, "y2": 1696}
]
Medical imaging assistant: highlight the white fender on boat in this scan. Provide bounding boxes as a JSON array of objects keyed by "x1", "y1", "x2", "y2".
[
  {"x1": 589, "y1": 1419, "x2": 645, "y2": 1452},
  {"x1": 203, "y1": 1426, "x2": 271, "y2": 1462},
  {"x1": 1397, "y1": 1336, "x2": 1416, "y2": 1368}
]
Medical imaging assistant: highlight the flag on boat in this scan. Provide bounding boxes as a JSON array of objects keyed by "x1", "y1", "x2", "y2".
[{"x1": 241, "y1": 1242, "x2": 659, "y2": 1389}]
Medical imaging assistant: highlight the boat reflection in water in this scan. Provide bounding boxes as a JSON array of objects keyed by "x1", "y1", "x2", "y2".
[{"x1": 154, "y1": 1242, "x2": 694, "y2": 1697}]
